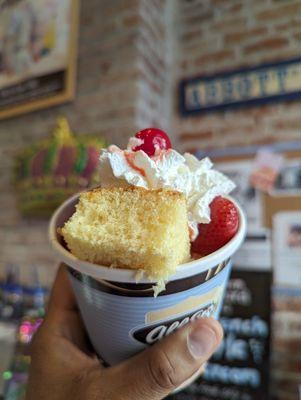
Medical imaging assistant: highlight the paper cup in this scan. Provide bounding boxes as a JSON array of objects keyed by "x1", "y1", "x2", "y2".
[{"x1": 49, "y1": 193, "x2": 246, "y2": 366}]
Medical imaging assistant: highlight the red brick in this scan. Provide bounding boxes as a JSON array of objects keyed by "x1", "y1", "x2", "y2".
[
  {"x1": 201, "y1": 145, "x2": 219, "y2": 152},
  {"x1": 228, "y1": 2, "x2": 243, "y2": 13},
  {"x1": 76, "y1": 89, "x2": 133, "y2": 111},
  {"x1": 138, "y1": 34, "x2": 166, "y2": 71},
  {"x1": 273, "y1": 118, "x2": 301, "y2": 130},
  {"x1": 139, "y1": 52, "x2": 165, "y2": 82},
  {"x1": 182, "y1": 147, "x2": 198, "y2": 154},
  {"x1": 214, "y1": 122, "x2": 257, "y2": 137},
  {"x1": 152, "y1": 0, "x2": 164, "y2": 10},
  {"x1": 100, "y1": 69, "x2": 140, "y2": 86},
  {"x1": 180, "y1": 28, "x2": 203, "y2": 43},
  {"x1": 184, "y1": 10, "x2": 214, "y2": 26},
  {"x1": 207, "y1": 0, "x2": 243, "y2": 12},
  {"x1": 99, "y1": 61, "x2": 111, "y2": 74},
  {"x1": 181, "y1": 60, "x2": 189, "y2": 70},
  {"x1": 141, "y1": 12, "x2": 165, "y2": 41},
  {"x1": 123, "y1": 13, "x2": 141, "y2": 28},
  {"x1": 211, "y1": 0, "x2": 231, "y2": 5},
  {"x1": 294, "y1": 32, "x2": 301, "y2": 42},
  {"x1": 138, "y1": 68, "x2": 163, "y2": 96},
  {"x1": 213, "y1": 17, "x2": 247, "y2": 31},
  {"x1": 179, "y1": 131, "x2": 214, "y2": 142},
  {"x1": 96, "y1": 31, "x2": 140, "y2": 53},
  {"x1": 81, "y1": 14, "x2": 93, "y2": 25},
  {"x1": 103, "y1": 0, "x2": 139, "y2": 18},
  {"x1": 181, "y1": 41, "x2": 212, "y2": 56},
  {"x1": 143, "y1": 0, "x2": 164, "y2": 15},
  {"x1": 274, "y1": 18, "x2": 301, "y2": 30},
  {"x1": 216, "y1": 134, "x2": 252, "y2": 147},
  {"x1": 180, "y1": 0, "x2": 208, "y2": 10},
  {"x1": 257, "y1": 3, "x2": 301, "y2": 21},
  {"x1": 195, "y1": 50, "x2": 235, "y2": 66},
  {"x1": 244, "y1": 37, "x2": 288, "y2": 55},
  {"x1": 251, "y1": 137, "x2": 279, "y2": 146},
  {"x1": 224, "y1": 27, "x2": 268, "y2": 46},
  {"x1": 148, "y1": 79, "x2": 164, "y2": 97},
  {"x1": 82, "y1": 20, "x2": 117, "y2": 41},
  {"x1": 241, "y1": 105, "x2": 279, "y2": 120},
  {"x1": 259, "y1": 48, "x2": 301, "y2": 64}
]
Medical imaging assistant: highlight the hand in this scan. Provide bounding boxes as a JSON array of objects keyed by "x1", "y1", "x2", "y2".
[{"x1": 26, "y1": 265, "x2": 223, "y2": 400}]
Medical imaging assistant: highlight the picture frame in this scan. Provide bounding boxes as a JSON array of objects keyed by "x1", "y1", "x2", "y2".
[{"x1": 0, "y1": 0, "x2": 79, "y2": 120}]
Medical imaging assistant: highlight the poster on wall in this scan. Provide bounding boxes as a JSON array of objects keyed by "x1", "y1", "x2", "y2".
[
  {"x1": 214, "y1": 159, "x2": 272, "y2": 270},
  {"x1": 216, "y1": 160, "x2": 264, "y2": 233},
  {"x1": 273, "y1": 212, "x2": 301, "y2": 287},
  {"x1": 272, "y1": 161, "x2": 301, "y2": 196},
  {"x1": 0, "y1": 0, "x2": 79, "y2": 120}
]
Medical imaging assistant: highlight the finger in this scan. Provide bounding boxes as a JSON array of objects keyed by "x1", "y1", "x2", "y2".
[
  {"x1": 172, "y1": 364, "x2": 205, "y2": 394},
  {"x1": 38, "y1": 264, "x2": 96, "y2": 356},
  {"x1": 47, "y1": 263, "x2": 77, "y2": 314},
  {"x1": 108, "y1": 317, "x2": 223, "y2": 400}
]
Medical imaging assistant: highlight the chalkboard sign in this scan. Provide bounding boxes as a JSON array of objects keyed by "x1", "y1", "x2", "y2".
[
  {"x1": 179, "y1": 57, "x2": 301, "y2": 115},
  {"x1": 169, "y1": 268, "x2": 271, "y2": 400}
]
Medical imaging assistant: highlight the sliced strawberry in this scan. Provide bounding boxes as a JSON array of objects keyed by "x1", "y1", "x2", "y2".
[{"x1": 191, "y1": 196, "x2": 239, "y2": 256}]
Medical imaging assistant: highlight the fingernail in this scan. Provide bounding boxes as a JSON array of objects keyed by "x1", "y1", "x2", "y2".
[{"x1": 187, "y1": 324, "x2": 217, "y2": 359}]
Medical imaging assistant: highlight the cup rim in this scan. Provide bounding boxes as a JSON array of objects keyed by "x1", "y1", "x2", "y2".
[{"x1": 49, "y1": 192, "x2": 247, "y2": 283}]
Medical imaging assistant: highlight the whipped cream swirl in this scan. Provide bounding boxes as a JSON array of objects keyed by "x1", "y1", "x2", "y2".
[{"x1": 99, "y1": 140, "x2": 235, "y2": 240}]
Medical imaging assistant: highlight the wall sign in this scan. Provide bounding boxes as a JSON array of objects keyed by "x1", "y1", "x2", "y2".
[
  {"x1": 179, "y1": 57, "x2": 301, "y2": 115},
  {"x1": 0, "y1": 0, "x2": 79, "y2": 120}
]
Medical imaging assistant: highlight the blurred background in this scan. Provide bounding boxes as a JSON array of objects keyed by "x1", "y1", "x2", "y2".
[{"x1": 0, "y1": 0, "x2": 301, "y2": 399}]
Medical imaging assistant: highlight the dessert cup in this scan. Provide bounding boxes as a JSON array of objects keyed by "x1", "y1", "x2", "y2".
[{"x1": 49, "y1": 193, "x2": 246, "y2": 366}]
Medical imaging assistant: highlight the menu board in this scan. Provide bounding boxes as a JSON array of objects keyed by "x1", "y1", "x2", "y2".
[{"x1": 169, "y1": 268, "x2": 271, "y2": 400}]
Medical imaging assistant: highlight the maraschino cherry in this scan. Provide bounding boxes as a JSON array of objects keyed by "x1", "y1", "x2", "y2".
[{"x1": 133, "y1": 128, "x2": 172, "y2": 157}]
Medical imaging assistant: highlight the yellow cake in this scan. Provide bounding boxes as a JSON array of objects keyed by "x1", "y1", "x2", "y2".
[{"x1": 61, "y1": 186, "x2": 190, "y2": 281}]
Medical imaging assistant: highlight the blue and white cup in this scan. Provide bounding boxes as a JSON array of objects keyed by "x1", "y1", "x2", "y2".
[{"x1": 49, "y1": 194, "x2": 246, "y2": 367}]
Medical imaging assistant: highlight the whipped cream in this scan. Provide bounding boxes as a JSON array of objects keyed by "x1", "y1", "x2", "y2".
[{"x1": 99, "y1": 141, "x2": 235, "y2": 240}]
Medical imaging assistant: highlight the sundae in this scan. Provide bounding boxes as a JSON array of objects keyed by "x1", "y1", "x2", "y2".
[{"x1": 61, "y1": 128, "x2": 238, "y2": 287}]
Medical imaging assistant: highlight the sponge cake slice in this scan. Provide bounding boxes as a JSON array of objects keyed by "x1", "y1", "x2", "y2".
[{"x1": 61, "y1": 187, "x2": 190, "y2": 281}]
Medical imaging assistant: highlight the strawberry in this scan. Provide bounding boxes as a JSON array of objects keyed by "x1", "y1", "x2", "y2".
[{"x1": 191, "y1": 196, "x2": 239, "y2": 256}]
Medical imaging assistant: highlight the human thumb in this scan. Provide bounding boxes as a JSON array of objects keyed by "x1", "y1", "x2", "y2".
[{"x1": 108, "y1": 317, "x2": 223, "y2": 400}]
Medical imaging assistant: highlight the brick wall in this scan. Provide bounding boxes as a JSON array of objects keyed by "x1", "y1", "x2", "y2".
[
  {"x1": 174, "y1": 3, "x2": 301, "y2": 398},
  {"x1": 0, "y1": 0, "x2": 173, "y2": 286},
  {"x1": 134, "y1": 0, "x2": 174, "y2": 131},
  {"x1": 175, "y1": 0, "x2": 301, "y2": 153},
  {"x1": 0, "y1": 2, "x2": 300, "y2": 395},
  {"x1": 1, "y1": 0, "x2": 301, "y2": 285}
]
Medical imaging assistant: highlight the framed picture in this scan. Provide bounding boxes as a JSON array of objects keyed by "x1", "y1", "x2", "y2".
[
  {"x1": 0, "y1": 0, "x2": 79, "y2": 120},
  {"x1": 273, "y1": 212, "x2": 301, "y2": 287},
  {"x1": 216, "y1": 159, "x2": 264, "y2": 232}
]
